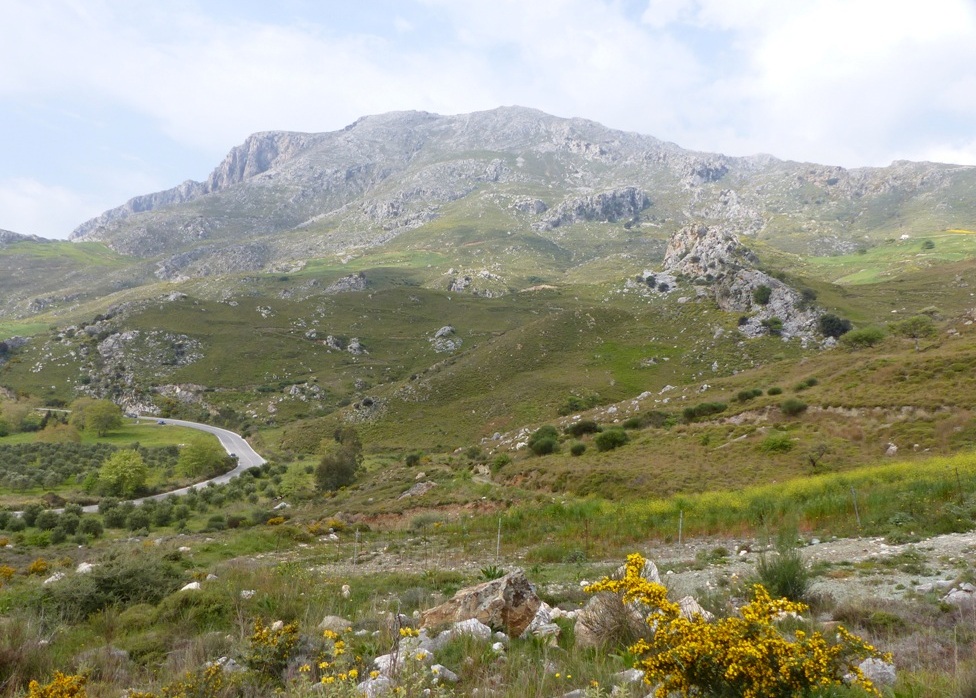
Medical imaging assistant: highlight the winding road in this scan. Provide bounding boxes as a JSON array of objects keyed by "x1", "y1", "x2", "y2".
[{"x1": 75, "y1": 417, "x2": 267, "y2": 513}]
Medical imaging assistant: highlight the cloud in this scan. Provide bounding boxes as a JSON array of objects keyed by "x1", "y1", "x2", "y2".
[{"x1": 0, "y1": 178, "x2": 102, "y2": 239}]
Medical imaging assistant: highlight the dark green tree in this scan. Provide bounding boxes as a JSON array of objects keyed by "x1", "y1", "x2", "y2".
[
  {"x1": 818, "y1": 313, "x2": 852, "y2": 338},
  {"x1": 315, "y1": 427, "x2": 363, "y2": 492}
]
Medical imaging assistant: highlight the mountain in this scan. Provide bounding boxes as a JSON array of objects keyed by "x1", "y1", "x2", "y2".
[{"x1": 67, "y1": 107, "x2": 976, "y2": 283}]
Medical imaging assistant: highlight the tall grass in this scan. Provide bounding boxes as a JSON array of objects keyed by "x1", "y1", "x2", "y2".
[{"x1": 458, "y1": 452, "x2": 976, "y2": 556}]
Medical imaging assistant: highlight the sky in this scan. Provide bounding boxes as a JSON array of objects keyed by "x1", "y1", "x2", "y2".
[{"x1": 3, "y1": 0, "x2": 976, "y2": 240}]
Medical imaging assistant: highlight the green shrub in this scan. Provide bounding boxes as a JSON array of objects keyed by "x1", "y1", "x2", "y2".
[
  {"x1": 756, "y1": 540, "x2": 809, "y2": 602},
  {"x1": 737, "y1": 388, "x2": 763, "y2": 402},
  {"x1": 682, "y1": 402, "x2": 727, "y2": 422},
  {"x1": 528, "y1": 425, "x2": 560, "y2": 455},
  {"x1": 530, "y1": 437, "x2": 559, "y2": 456},
  {"x1": 41, "y1": 551, "x2": 184, "y2": 620},
  {"x1": 780, "y1": 398, "x2": 808, "y2": 417},
  {"x1": 759, "y1": 432, "x2": 794, "y2": 453},
  {"x1": 818, "y1": 313, "x2": 852, "y2": 338},
  {"x1": 564, "y1": 420, "x2": 600, "y2": 437},
  {"x1": 153, "y1": 586, "x2": 234, "y2": 631},
  {"x1": 595, "y1": 429, "x2": 629, "y2": 452},
  {"x1": 767, "y1": 386, "x2": 783, "y2": 396},
  {"x1": 761, "y1": 317, "x2": 783, "y2": 335},
  {"x1": 570, "y1": 442, "x2": 586, "y2": 456},
  {"x1": 841, "y1": 326, "x2": 885, "y2": 348},
  {"x1": 753, "y1": 285, "x2": 772, "y2": 305}
]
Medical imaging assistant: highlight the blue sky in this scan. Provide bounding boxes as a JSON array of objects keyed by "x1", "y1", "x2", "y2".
[{"x1": 3, "y1": 0, "x2": 975, "y2": 239}]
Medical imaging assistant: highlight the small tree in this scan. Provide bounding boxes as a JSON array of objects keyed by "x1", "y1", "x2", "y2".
[
  {"x1": 315, "y1": 428, "x2": 363, "y2": 492},
  {"x1": 890, "y1": 315, "x2": 937, "y2": 351},
  {"x1": 99, "y1": 449, "x2": 148, "y2": 497},
  {"x1": 178, "y1": 437, "x2": 229, "y2": 479},
  {"x1": 70, "y1": 398, "x2": 123, "y2": 436}
]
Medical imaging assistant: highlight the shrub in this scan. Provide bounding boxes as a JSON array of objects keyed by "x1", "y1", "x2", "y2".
[
  {"x1": 757, "y1": 540, "x2": 809, "y2": 602},
  {"x1": 404, "y1": 452, "x2": 422, "y2": 467},
  {"x1": 737, "y1": 389, "x2": 763, "y2": 402},
  {"x1": 564, "y1": 419, "x2": 600, "y2": 437},
  {"x1": 841, "y1": 326, "x2": 885, "y2": 349},
  {"x1": 753, "y1": 285, "x2": 772, "y2": 305},
  {"x1": 41, "y1": 551, "x2": 183, "y2": 620},
  {"x1": 682, "y1": 402, "x2": 727, "y2": 422},
  {"x1": 587, "y1": 553, "x2": 887, "y2": 698},
  {"x1": 530, "y1": 437, "x2": 558, "y2": 456},
  {"x1": 26, "y1": 671, "x2": 87, "y2": 698},
  {"x1": 761, "y1": 317, "x2": 783, "y2": 335},
  {"x1": 759, "y1": 432, "x2": 794, "y2": 453},
  {"x1": 570, "y1": 442, "x2": 586, "y2": 456},
  {"x1": 594, "y1": 429, "x2": 629, "y2": 452},
  {"x1": 780, "y1": 398, "x2": 808, "y2": 417},
  {"x1": 818, "y1": 313, "x2": 852, "y2": 338},
  {"x1": 529, "y1": 425, "x2": 560, "y2": 455}
]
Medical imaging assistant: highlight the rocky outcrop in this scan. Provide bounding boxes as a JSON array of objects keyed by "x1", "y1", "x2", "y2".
[
  {"x1": 420, "y1": 569, "x2": 541, "y2": 637},
  {"x1": 661, "y1": 223, "x2": 821, "y2": 340},
  {"x1": 537, "y1": 186, "x2": 649, "y2": 230}
]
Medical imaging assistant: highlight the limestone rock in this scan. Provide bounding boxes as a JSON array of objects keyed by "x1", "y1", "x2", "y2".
[
  {"x1": 420, "y1": 570, "x2": 541, "y2": 637},
  {"x1": 318, "y1": 615, "x2": 353, "y2": 633}
]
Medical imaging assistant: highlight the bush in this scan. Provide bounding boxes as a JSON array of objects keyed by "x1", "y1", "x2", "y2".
[
  {"x1": 818, "y1": 313, "x2": 852, "y2": 338},
  {"x1": 753, "y1": 285, "x2": 772, "y2": 305},
  {"x1": 570, "y1": 442, "x2": 586, "y2": 456},
  {"x1": 761, "y1": 317, "x2": 783, "y2": 335},
  {"x1": 530, "y1": 437, "x2": 558, "y2": 456},
  {"x1": 767, "y1": 386, "x2": 783, "y2": 396},
  {"x1": 594, "y1": 429, "x2": 629, "y2": 452},
  {"x1": 564, "y1": 420, "x2": 600, "y2": 437},
  {"x1": 528, "y1": 425, "x2": 560, "y2": 455},
  {"x1": 588, "y1": 554, "x2": 885, "y2": 698},
  {"x1": 759, "y1": 432, "x2": 794, "y2": 453},
  {"x1": 682, "y1": 402, "x2": 727, "y2": 423},
  {"x1": 41, "y1": 551, "x2": 184, "y2": 620},
  {"x1": 841, "y1": 326, "x2": 885, "y2": 349},
  {"x1": 737, "y1": 388, "x2": 763, "y2": 402},
  {"x1": 780, "y1": 398, "x2": 808, "y2": 417},
  {"x1": 756, "y1": 538, "x2": 809, "y2": 602}
]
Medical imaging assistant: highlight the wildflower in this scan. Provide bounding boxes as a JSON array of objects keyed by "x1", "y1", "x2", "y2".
[{"x1": 299, "y1": 664, "x2": 310, "y2": 673}]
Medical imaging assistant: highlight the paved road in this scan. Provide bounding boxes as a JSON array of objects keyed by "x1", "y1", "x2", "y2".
[{"x1": 75, "y1": 417, "x2": 267, "y2": 513}]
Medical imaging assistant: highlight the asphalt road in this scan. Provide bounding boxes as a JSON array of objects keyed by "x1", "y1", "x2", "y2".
[
  {"x1": 76, "y1": 417, "x2": 267, "y2": 512},
  {"x1": 12, "y1": 418, "x2": 268, "y2": 516}
]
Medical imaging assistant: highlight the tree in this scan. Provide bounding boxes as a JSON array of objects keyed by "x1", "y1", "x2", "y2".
[
  {"x1": 817, "y1": 313, "x2": 852, "y2": 338},
  {"x1": 70, "y1": 398, "x2": 123, "y2": 436},
  {"x1": 890, "y1": 315, "x2": 937, "y2": 351},
  {"x1": 315, "y1": 428, "x2": 363, "y2": 492},
  {"x1": 99, "y1": 449, "x2": 148, "y2": 497},
  {"x1": 178, "y1": 437, "x2": 229, "y2": 479}
]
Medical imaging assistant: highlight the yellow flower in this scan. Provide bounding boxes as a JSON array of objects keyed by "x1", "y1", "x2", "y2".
[{"x1": 299, "y1": 664, "x2": 310, "y2": 673}]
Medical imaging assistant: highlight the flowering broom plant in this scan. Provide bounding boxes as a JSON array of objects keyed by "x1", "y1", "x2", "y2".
[{"x1": 587, "y1": 553, "x2": 889, "y2": 698}]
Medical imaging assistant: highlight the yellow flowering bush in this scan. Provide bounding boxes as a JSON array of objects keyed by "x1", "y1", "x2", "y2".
[
  {"x1": 245, "y1": 619, "x2": 300, "y2": 681},
  {"x1": 0, "y1": 564, "x2": 15, "y2": 582},
  {"x1": 587, "y1": 553, "x2": 889, "y2": 698},
  {"x1": 26, "y1": 558, "x2": 49, "y2": 576},
  {"x1": 26, "y1": 672, "x2": 87, "y2": 698}
]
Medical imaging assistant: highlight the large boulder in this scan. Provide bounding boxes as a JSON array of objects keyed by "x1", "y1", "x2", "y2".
[{"x1": 420, "y1": 569, "x2": 541, "y2": 637}]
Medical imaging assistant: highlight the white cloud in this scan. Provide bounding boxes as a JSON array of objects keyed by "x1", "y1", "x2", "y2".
[{"x1": 0, "y1": 178, "x2": 101, "y2": 239}]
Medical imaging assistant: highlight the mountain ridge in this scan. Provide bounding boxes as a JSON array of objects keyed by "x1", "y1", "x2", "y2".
[{"x1": 68, "y1": 106, "x2": 976, "y2": 278}]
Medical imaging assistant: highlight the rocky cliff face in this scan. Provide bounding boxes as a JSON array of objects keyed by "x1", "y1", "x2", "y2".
[{"x1": 65, "y1": 106, "x2": 976, "y2": 282}]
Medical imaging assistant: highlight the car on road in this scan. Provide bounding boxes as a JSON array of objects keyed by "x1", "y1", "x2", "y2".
[{"x1": 157, "y1": 420, "x2": 166, "y2": 425}]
